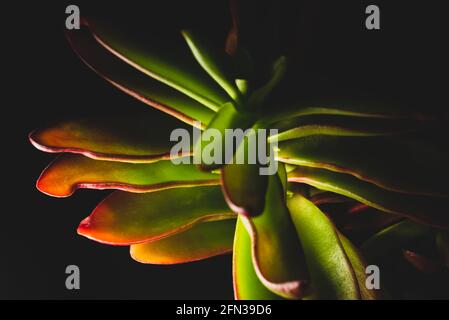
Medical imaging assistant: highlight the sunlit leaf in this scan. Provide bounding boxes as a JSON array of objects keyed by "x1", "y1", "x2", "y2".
[
  {"x1": 130, "y1": 219, "x2": 235, "y2": 264},
  {"x1": 88, "y1": 18, "x2": 231, "y2": 111},
  {"x1": 287, "y1": 193, "x2": 360, "y2": 300},
  {"x1": 233, "y1": 217, "x2": 283, "y2": 300},
  {"x1": 240, "y1": 174, "x2": 309, "y2": 299},
  {"x1": 77, "y1": 186, "x2": 234, "y2": 245},
  {"x1": 288, "y1": 166, "x2": 449, "y2": 228},
  {"x1": 29, "y1": 111, "x2": 191, "y2": 163},
  {"x1": 37, "y1": 155, "x2": 219, "y2": 197},
  {"x1": 182, "y1": 30, "x2": 243, "y2": 105},
  {"x1": 66, "y1": 26, "x2": 215, "y2": 127},
  {"x1": 279, "y1": 135, "x2": 449, "y2": 197}
]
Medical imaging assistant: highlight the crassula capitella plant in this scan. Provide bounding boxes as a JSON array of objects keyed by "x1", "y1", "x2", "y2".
[{"x1": 30, "y1": 2, "x2": 449, "y2": 299}]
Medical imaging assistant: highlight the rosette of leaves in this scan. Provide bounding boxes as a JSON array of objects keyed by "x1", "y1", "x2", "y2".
[{"x1": 29, "y1": 5, "x2": 449, "y2": 299}]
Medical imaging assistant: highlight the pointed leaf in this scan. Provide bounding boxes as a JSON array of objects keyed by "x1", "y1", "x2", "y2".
[
  {"x1": 130, "y1": 219, "x2": 235, "y2": 265},
  {"x1": 37, "y1": 155, "x2": 219, "y2": 197},
  {"x1": 287, "y1": 193, "x2": 360, "y2": 300},
  {"x1": 77, "y1": 186, "x2": 234, "y2": 245}
]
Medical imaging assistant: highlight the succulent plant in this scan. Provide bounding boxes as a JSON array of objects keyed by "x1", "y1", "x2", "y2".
[{"x1": 30, "y1": 3, "x2": 449, "y2": 299}]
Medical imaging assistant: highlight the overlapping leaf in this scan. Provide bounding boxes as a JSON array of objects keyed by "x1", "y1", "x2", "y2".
[
  {"x1": 287, "y1": 193, "x2": 360, "y2": 299},
  {"x1": 87, "y1": 19, "x2": 231, "y2": 111},
  {"x1": 279, "y1": 135, "x2": 449, "y2": 197},
  {"x1": 37, "y1": 154, "x2": 219, "y2": 197},
  {"x1": 66, "y1": 26, "x2": 215, "y2": 127},
  {"x1": 29, "y1": 110, "x2": 191, "y2": 163},
  {"x1": 131, "y1": 219, "x2": 235, "y2": 265},
  {"x1": 77, "y1": 185, "x2": 234, "y2": 245},
  {"x1": 239, "y1": 174, "x2": 309, "y2": 299},
  {"x1": 233, "y1": 217, "x2": 283, "y2": 300},
  {"x1": 288, "y1": 166, "x2": 449, "y2": 228}
]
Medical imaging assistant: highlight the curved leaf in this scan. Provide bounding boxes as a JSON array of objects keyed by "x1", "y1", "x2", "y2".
[
  {"x1": 288, "y1": 166, "x2": 449, "y2": 228},
  {"x1": 279, "y1": 135, "x2": 449, "y2": 197},
  {"x1": 66, "y1": 27, "x2": 215, "y2": 127},
  {"x1": 37, "y1": 155, "x2": 219, "y2": 197},
  {"x1": 88, "y1": 19, "x2": 231, "y2": 111},
  {"x1": 338, "y1": 232, "x2": 383, "y2": 300},
  {"x1": 182, "y1": 30, "x2": 243, "y2": 105},
  {"x1": 29, "y1": 111, "x2": 191, "y2": 163},
  {"x1": 233, "y1": 217, "x2": 283, "y2": 300},
  {"x1": 287, "y1": 193, "x2": 360, "y2": 300},
  {"x1": 130, "y1": 219, "x2": 235, "y2": 265},
  {"x1": 77, "y1": 185, "x2": 234, "y2": 245},
  {"x1": 240, "y1": 174, "x2": 309, "y2": 299},
  {"x1": 195, "y1": 102, "x2": 253, "y2": 171},
  {"x1": 268, "y1": 115, "x2": 421, "y2": 142},
  {"x1": 361, "y1": 220, "x2": 432, "y2": 261}
]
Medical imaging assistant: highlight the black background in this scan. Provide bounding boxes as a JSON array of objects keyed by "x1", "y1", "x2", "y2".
[{"x1": 2, "y1": 0, "x2": 448, "y2": 299}]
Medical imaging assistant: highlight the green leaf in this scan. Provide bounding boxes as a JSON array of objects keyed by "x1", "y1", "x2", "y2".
[
  {"x1": 182, "y1": 30, "x2": 243, "y2": 105},
  {"x1": 240, "y1": 174, "x2": 309, "y2": 299},
  {"x1": 287, "y1": 193, "x2": 360, "y2": 300},
  {"x1": 233, "y1": 217, "x2": 283, "y2": 300},
  {"x1": 361, "y1": 220, "x2": 432, "y2": 261},
  {"x1": 37, "y1": 155, "x2": 219, "y2": 197},
  {"x1": 195, "y1": 102, "x2": 253, "y2": 171},
  {"x1": 29, "y1": 111, "x2": 191, "y2": 163},
  {"x1": 338, "y1": 232, "x2": 383, "y2": 300},
  {"x1": 288, "y1": 166, "x2": 449, "y2": 228},
  {"x1": 77, "y1": 185, "x2": 234, "y2": 245},
  {"x1": 268, "y1": 114, "x2": 421, "y2": 142},
  {"x1": 88, "y1": 19, "x2": 231, "y2": 111},
  {"x1": 279, "y1": 135, "x2": 449, "y2": 197},
  {"x1": 220, "y1": 130, "x2": 269, "y2": 216},
  {"x1": 66, "y1": 27, "x2": 215, "y2": 127},
  {"x1": 130, "y1": 219, "x2": 235, "y2": 264}
]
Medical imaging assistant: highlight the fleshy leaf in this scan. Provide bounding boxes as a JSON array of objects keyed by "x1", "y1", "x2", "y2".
[
  {"x1": 361, "y1": 220, "x2": 432, "y2": 261},
  {"x1": 66, "y1": 26, "x2": 215, "y2": 127},
  {"x1": 279, "y1": 135, "x2": 449, "y2": 197},
  {"x1": 130, "y1": 219, "x2": 235, "y2": 264},
  {"x1": 88, "y1": 19, "x2": 231, "y2": 111},
  {"x1": 221, "y1": 130, "x2": 269, "y2": 216},
  {"x1": 288, "y1": 166, "x2": 449, "y2": 228},
  {"x1": 287, "y1": 193, "x2": 360, "y2": 300},
  {"x1": 37, "y1": 155, "x2": 219, "y2": 197},
  {"x1": 77, "y1": 186, "x2": 234, "y2": 245},
  {"x1": 195, "y1": 102, "x2": 253, "y2": 171},
  {"x1": 338, "y1": 232, "x2": 383, "y2": 300},
  {"x1": 233, "y1": 217, "x2": 283, "y2": 300},
  {"x1": 29, "y1": 111, "x2": 191, "y2": 163},
  {"x1": 182, "y1": 30, "x2": 243, "y2": 105},
  {"x1": 268, "y1": 114, "x2": 421, "y2": 142},
  {"x1": 240, "y1": 174, "x2": 309, "y2": 299}
]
